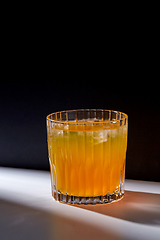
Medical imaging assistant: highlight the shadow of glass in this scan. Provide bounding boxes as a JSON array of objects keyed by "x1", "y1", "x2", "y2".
[{"x1": 75, "y1": 191, "x2": 160, "y2": 226}]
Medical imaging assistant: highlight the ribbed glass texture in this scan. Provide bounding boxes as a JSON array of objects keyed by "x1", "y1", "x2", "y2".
[{"x1": 46, "y1": 109, "x2": 128, "y2": 205}]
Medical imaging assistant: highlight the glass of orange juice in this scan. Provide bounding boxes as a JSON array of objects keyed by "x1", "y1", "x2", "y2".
[{"x1": 46, "y1": 109, "x2": 128, "y2": 205}]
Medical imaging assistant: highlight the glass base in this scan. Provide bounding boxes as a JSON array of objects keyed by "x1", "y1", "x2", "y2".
[{"x1": 52, "y1": 188, "x2": 124, "y2": 205}]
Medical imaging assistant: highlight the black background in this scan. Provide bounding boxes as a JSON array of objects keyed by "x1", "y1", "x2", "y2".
[
  {"x1": 0, "y1": 10, "x2": 159, "y2": 182},
  {"x1": 0, "y1": 77, "x2": 159, "y2": 182}
]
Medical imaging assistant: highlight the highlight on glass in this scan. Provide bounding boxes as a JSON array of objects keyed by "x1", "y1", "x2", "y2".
[{"x1": 46, "y1": 109, "x2": 128, "y2": 205}]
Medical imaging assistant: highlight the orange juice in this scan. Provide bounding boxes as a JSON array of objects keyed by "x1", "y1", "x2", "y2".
[{"x1": 47, "y1": 122, "x2": 127, "y2": 198}]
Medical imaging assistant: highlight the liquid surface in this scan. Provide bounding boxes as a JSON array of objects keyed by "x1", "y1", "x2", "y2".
[{"x1": 47, "y1": 123, "x2": 127, "y2": 197}]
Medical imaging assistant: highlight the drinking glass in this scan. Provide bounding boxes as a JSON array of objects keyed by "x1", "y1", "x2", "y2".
[{"x1": 46, "y1": 109, "x2": 128, "y2": 204}]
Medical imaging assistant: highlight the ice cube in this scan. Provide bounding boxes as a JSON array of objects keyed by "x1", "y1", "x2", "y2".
[
  {"x1": 56, "y1": 129, "x2": 63, "y2": 137},
  {"x1": 64, "y1": 124, "x2": 69, "y2": 130},
  {"x1": 110, "y1": 128, "x2": 118, "y2": 138},
  {"x1": 93, "y1": 130, "x2": 108, "y2": 144}
]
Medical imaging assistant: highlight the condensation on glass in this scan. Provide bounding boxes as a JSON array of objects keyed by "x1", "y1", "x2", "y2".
[{"x1": 46, "y1": 109, "x2": 128, "y2": 205}]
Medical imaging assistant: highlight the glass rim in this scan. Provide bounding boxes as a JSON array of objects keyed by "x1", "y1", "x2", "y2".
[{"x1": 46, "y1": 109, "x2": 128, "y2": 125}]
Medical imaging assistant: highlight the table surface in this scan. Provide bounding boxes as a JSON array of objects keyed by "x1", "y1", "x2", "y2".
[{"x1": 0, "y1": 167, "x2": 160, "y2": 240}]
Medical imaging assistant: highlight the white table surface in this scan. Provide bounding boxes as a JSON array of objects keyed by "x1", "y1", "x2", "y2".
[{"x1": 0, "y1": 167, "x2": 160, "y2": 240}]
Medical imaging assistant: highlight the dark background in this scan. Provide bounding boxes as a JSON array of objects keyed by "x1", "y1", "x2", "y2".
[
  {"x1": 0, "y1": 8, "x2": 159, "y2": 182},
  {"x1": 0, "y1": 78, "x2": 159, "y2": 182}
]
